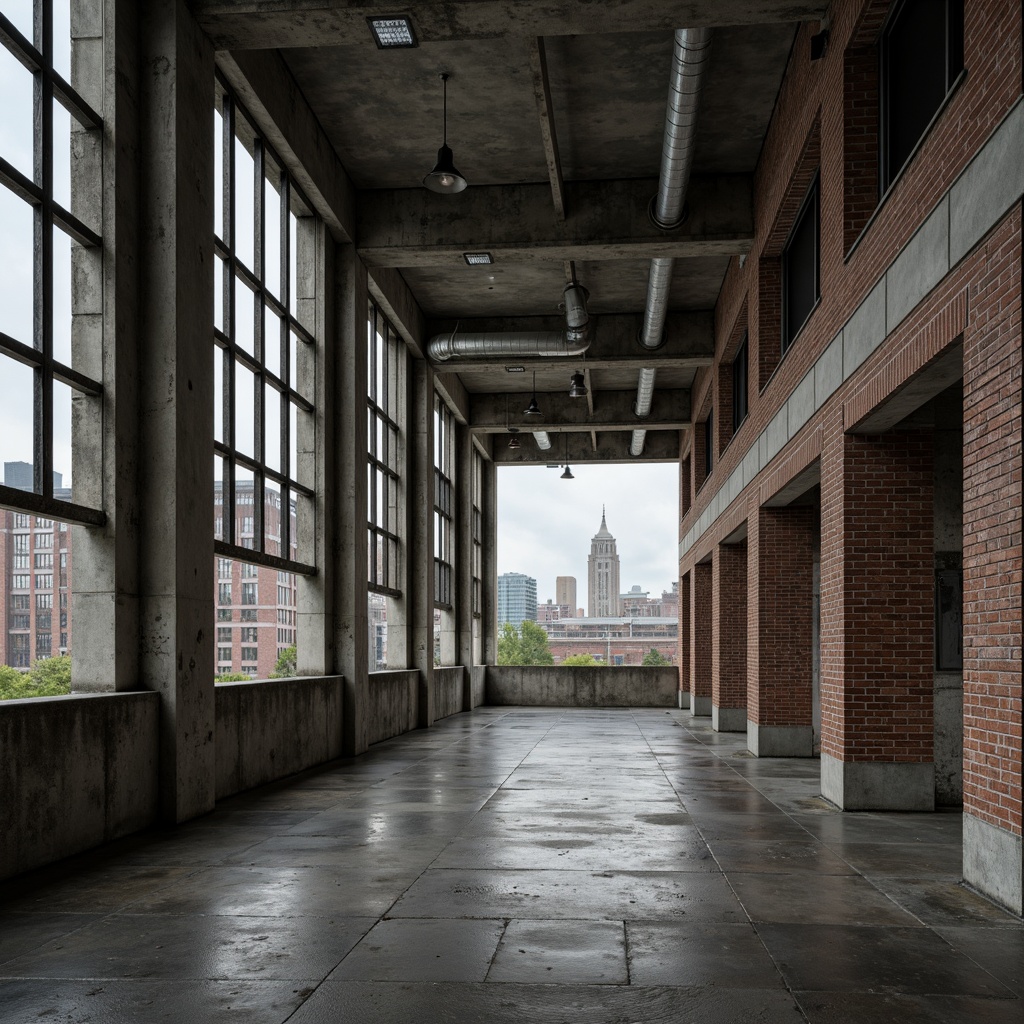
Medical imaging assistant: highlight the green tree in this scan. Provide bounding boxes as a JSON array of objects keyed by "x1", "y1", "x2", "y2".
[
  {"x1": 642, "y1": 647, "x2": 671, "y2": 667},
  {"x1": 216, "y1": 672, "x2": 252, "y2": 682},
  {"x1": 272, "y1": 644, "x2": 297, "y2": 678},
  {"x1": 497, "y1": 620, "x2": 554, "y2": 666},
  {"x1": 497, "y1": 622, "x2": 522, "y2": 665},
  {"x1": 561, "y1": 653, "x2": 598, "y2": 666},
  {"x1": 0, "y1": 657, "x2": 72, "y2": 700}
]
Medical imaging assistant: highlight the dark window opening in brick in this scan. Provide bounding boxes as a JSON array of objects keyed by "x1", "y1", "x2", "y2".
[
  {"x1": 782, "y1": 176, "x2": 820, "y2": 352},
  {"x1": 732, "y1": 335, "x2": 749, "y2": 429},
  {"x1": 704, "y1": 408, "x2": 714, "y2": 480},
  {"x1": 880, "y1": 0, "x2": 964, "y2": 193}
]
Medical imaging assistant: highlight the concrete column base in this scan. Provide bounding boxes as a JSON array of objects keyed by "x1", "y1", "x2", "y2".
[
  {"x1": 748, "y1": 722, "x2": 813, "y2": 757},
  {"x1": 690, "y1": 695, "x2": 712, "y2": 717},
  {"x1": 712, "y1": 706, "x2": 747, "y2": 732},
  {"x1": 963, "y1": 812, "x2": 1023, "y2": 916},
  {"x1": 678, "y1": 690, "x2": 690, "y2": 710},
  {"x1": 820, "y1": 753, "x2": 935, "y2": 810}
]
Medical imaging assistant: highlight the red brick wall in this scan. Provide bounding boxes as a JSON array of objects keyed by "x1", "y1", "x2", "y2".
[
  {"x1": 748, "y1": 505, "x2": 816, "y2": 727},
  {"x1": 691, "y1": 562, "x2": 712, "y2": 701},
  {"x1": 820, "y1": 424, "x2": 934, "y2": 763},
  {"x1": 679, "y1": 571, "x2": 691, "y2": 696},
  {"x1": 713, "y1": 541, "x2": 747, "y2": 711}
]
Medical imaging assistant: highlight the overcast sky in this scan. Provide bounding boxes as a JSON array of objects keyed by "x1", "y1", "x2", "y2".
[{"x1": 497, "y1": 462, "x2": 679, "y2": 609}]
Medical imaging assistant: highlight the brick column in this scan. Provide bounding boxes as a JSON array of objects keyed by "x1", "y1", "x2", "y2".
[
  {"x1": 820, "y1": 426, "x2": 934, "y2": 810},
  {"x1": 690, "y1": 562, "x2": 712, "y2": 716},
  {"x1": 747, "y1": 505, "x2": 816, "y2": 756},
  {"x1": 712, "y1": 541, "x2": 747, "y2": 731},
  {"x1": 678, "y1": 571, "x2": 691, "y2": 710}
]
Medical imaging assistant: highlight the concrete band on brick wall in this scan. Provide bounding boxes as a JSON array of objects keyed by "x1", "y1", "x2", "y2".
[
  {"x1": 820, "y1": 753, "x2": 935, "y2": 812},
  {"x1": 679, "y1": 97, "x2": 1024, "y2": 563},
  {"x1": 690, "y1": 695, "x2": 713, "y2": 717},
  {"x1": 963, "y1": 813, "x2": 1023, "y2": 917},
  {"x1": 748, "y1": 722, "x2": 813, "y2": 758},
  {"x1": 712, "y1": 705, "x2": 747, "y2": 732}
]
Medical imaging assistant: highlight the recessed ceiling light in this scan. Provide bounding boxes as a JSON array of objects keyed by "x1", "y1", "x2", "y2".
[
  {"x1": 505, "y1": 366, "x2": 526, "y2": 373},
  {"x1": 367, "y1": 16, "x2": 417, "y2": 49},
  {"x1": 463, "y1": 252, "x2": 493, "y2": 265}
]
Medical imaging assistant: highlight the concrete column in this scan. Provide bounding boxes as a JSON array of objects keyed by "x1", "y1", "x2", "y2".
[
  {"x1": 71, "y1": 0, "x2": 139, "y2": 692},
  {"x1": 820, "y1": 428, "x2": 935, "y2": 810},
  {"x1": 480, "y1": 455, "x2": 498, "y2": 667},
  {"x1": 712, "y1": 541, "x2": 747, "y2": 732},
  {"x1": 747, "y1": 505, "x2": 815, "y2": 757},
  {"x1": 336, "y1": 246, "x2": 369, "y2": 755},
  {"x1": 455, "y1": 422, "x2": 475, "y2": 708},
  {"x1": 136, "y1": 0, "x2": 215, "y2": 822},
  {"x1": 690, "y1": 561, "x2": 712, "y2": 716},
  {"x1": 409, "y1": 358, "x2": 435, "y2": 727},
  {"x1": 678, "y1": 571, "x2": 691, "y2": 709}
]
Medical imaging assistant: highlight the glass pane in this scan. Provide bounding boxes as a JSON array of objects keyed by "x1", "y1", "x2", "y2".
[
  {"x1": 3, "y1": 0, "x2": 33, "y2": 39},
  {"x1": 213, "y1": 343, "x2": 224, "y2": 444},
  {"x1": 214, "y1": 454, "x2": 225, "y2": 540},
  {"x1": 213, "y1": 107, "x2": 224, "y2": 241},
  {"x1": 52, "y1": 224, "x2": 72, "y2": 366},
  {"x1": 264, "y1": 305, "x2": 281, "y2": 379},
  {"x1": 264, "y1": 174, "x2": 281, "y2": 299},
  {"x1": 235, "y1": 361, "x2": 255, "y2": 457},
  {"x1": 52, "y1": 97, "x2": 71, "y2": 212},
  {"x1": 289, "y1": 401, "x2": 298, "y2": 483},
  {"x1": 235, "y1": 463, "x2": 254, "y2": 547},
  {"x1": 0, "y1": 185, "x2": 34, "y2": 345},
  {"x1": 264, "y1": 476, "x2": 281, "y2": 557},
  {"x1": 264, "y1": 381, "x2": 281, "y2": 472},
  {"x1": 285, "y1": 490, "x2": 298, "y2": 562},
  {"x1": 0, "y1": 44, "x2": 34, "y2": 180},
  {"x1": 0, "y1": 355, "x2": 35, "y2": 488},
  {"x1": 53, "y1": 0, "x2": 71, "y2": 82},
  {"x1": 234, "y1": 276, "x2": 255, "y2": 355},
  {"x1": 288, "y1": 212, "x2": 298, "y2": 317},
  {"x1": 214, "y1": 254, "x2": 224, "y2": 332},
  {"x1": 233, "y1": 133, "x2": 255, "y2": 271},
  {"x1": 53, "y1": 379, "x2": 73, "y2": 501}
]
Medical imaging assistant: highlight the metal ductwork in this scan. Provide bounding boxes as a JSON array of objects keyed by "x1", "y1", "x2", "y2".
[{"x1": 631, "y1": 27, "x2": 712, "y2": 459}]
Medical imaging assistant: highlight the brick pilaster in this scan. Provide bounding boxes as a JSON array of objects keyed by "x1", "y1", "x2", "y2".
[
  {"x1": 712, "y1": 540, "x2": 747, "y2": 731},
  {"x1": 690, "y1": 562, "x2": 713, "y2": 716}
]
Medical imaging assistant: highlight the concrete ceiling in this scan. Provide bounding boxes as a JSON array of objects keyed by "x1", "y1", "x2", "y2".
[{"x1": 196, "y1": 1, "x2": 817, "y2": 459}]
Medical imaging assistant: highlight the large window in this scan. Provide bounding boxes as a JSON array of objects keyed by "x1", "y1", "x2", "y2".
[
  {"x1": 732, "y1": 334, "x2": 748, "y2": 432},
  {"x1": 367, "y1": 300, "x2": 403, "y2": 595},
  {"x1": 433, "y1": 395, "x2": 453, "y2": 609},
  {"x1": 0, "y1": 0, "x2": 103, "y2": 526},
  {"x1": 472, "y1": 449, "x2": 483, "y2": 618},
  {"x1": 213, "y1": 77, "x2": 316, "y2": 576},
  {"x1": 880, "y1": 0, "x2": 963, "y2": 193},
  {"x1": 782, "y1": 175, "x2": 820, "y2": 352}
]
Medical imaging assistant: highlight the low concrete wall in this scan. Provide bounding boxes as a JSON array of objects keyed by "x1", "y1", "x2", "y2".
[
  {"x1": 367, "y1": 669, "x2": 419, "y2": 745},
  {"x1": 435, "y1": 666, "x2": 464, "y2": 721},
  {"x1": 485, "y1": 666, "x2": 678, "y2": 707},
  {"x1": 215, "y1": 676, "x2": 344, "y2": 800},
  {"x1": 0, "y1": 692, "x2": 160, "y2": 881},
  {"x1": 470, "y1": 665, "x2": 486, "y2": 709}
]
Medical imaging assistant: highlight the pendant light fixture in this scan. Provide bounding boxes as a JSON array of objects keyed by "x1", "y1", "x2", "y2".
[
  {"x1": 524, "y1": 371, "x2": 542, "y2": 417},
  {"x1": 505, "y1": 395, "x2": 521, "y2": 449},
  {"x1": 560, "y1": 433, "x2": 574, "y2": 479},
  {"x1": 423, "y1": 73, "x2": 468, "y2": 194},
  {"x1": 568, "y1": 370, "x2": 587, "y2": 399}
]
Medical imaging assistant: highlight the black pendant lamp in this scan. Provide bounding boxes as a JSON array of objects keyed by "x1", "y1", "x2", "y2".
[
  {"x1": 568, "y1": 370, "x2": 587, "y2": 398},
  {"x1": 525, "y1": 371, "x2": 542, "y2": 417},
  {"x1": 423, "y1": 73, "x2": 468, "y2": 194},
  {"x1": 560, "y1": 433, "x2": 573, "y2": 479}
]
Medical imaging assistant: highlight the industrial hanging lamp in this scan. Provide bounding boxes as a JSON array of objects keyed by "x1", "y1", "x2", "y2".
[
  {"x1": 524, "y1": 371, "x2": 542, "y2": 417},
  {"x1": 423, "y1": 73, "x2": 468, "y2": 194},
  {"x1": 568, "y1": 370, "x2": 587, "y2": 398},
  {"x1": 505, "y1": 395, "x2": 521, "y2": 449},
  {"x1": 560, "y1": 433, "x2": 574, "y2": 479}
]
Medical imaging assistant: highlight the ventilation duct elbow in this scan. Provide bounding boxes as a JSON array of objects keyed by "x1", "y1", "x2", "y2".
[
  {"x1": 563, "y1": 283, "x2": 592, "y2": 346},
  {"x1": 427, "y1": 331, "x2": 588, "y2": 362}
]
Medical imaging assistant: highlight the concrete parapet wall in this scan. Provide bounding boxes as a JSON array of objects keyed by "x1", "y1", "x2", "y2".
[
  {"x1": 215, "y1": 676, "x2": 344, "y2": 800},
  {"x1": 0, "y1": 693, "x2": 160, "y2": 881},
  {"x1": 434, "y1": 667, "x2": 464, "y2": 721},
  {"x1": 485, "y1": 666, "x2": 678, "y2": 707},
  {"x1": 469, "y1": 666, "x2": 487, "y2": 709},
  {"x1": 366, "y1": 670, "x2": 419, "y2": 745}
]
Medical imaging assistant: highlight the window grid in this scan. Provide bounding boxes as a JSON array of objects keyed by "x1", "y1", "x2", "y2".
[
  {"x1": 781, "y1": 174, "x2": 820, "y2": 354},
  {"x1": 471, "y1": 449, "x2": 483, "y2": 618},
  {"x1": 0, "y1": 1, "x2": 104, "y2": 527},
  {"x1": 433, "y1": 394, "x2": 453, "y2": 609},
  {"x1": 214, "y1": 76, "x2": 316, "y2": 576},
  {"x1": 732, "y1": 334, "x2": 749, "y2": 431},
  {"x1": 367, "y1": 299, "x2": 402, "y2": 595}
]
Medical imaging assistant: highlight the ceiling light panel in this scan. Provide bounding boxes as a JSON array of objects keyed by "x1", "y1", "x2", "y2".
[
  {"x1": 463, "y1": 252, "x2": 493, "y2": 265},
  {"x1": 367, "y1": 16, "x2": 417, "y2": 49}
]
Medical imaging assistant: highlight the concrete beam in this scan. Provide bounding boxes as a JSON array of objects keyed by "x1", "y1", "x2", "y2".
[
  {"x1": 493, "y1": 430, "x2": 679, "y2": 464},
  {"x1": 356, "y1": 176, "x2": 753, "y2": 267},
  {"x1": 435, "y1": 372, "x2": 471, "y2": 425},
  {"x1": 530, "y1": 37, "x2": 565, "y2": 220},
  {"x1": 470, "y1": 389, "x2": 691, "y2": 432},
  {"x1": 426, "y1": 311, "x2": 715, "y2": 372},
  {"x1": 194, "y1": 1, "x2": 827, "y2": 50}
]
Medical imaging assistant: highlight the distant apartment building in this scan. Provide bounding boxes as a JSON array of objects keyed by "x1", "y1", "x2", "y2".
[
  {"x1": 497, "y1": 572, "x2": 537, "y2": 628},
  {"x1": 620, "y1": 583, "x2": 680, "y2": 618},
  {"x1": 537, "y1": 599, "x2": 574, "y2": 624},
  {"x1": 555, "y1": 576, "x2": 576, "y2": 613},
  {"x1": 543, "y1": 614, "x2": 678, "y2": 666}
]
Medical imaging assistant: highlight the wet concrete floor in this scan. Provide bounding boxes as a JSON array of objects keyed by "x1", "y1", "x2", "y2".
[{"x1": 0, "y1": 707, "x2": 1021, "y2": 1022}]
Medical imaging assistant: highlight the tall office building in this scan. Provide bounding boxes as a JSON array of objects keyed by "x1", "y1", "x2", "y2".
[
  {"x1": 555, "y1": 576, "x2": 576, "y2": 614},
  {"x1": 497, "y1": 572, "x2": 537, "y2": 629},
  {"x1": 588, "y1": 508, "x2": 621, "y2": 617}
]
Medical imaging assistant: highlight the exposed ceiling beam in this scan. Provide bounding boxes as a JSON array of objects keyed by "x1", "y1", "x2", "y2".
[
  {"x1": 493, "y1": 429, "x2": 679, "y2": 464},
  {"x1": 469, "y1": 388, "x2": 691, "y2": 433},
  {"x1": 434, "y1": 372, "x2": 471, "y2": 425},
  {"x1": 425, "y1": 311, "x2": 714, "y2": 372},
  {"x1": 356, "y1": 175, "x2": 752, "y2": 267},
  {"x1": 193, "y1": 1, "x2": 827, "y2": 51},
  {"x1": 530, "y1": 37, "x2": 565, "y2": 221}
]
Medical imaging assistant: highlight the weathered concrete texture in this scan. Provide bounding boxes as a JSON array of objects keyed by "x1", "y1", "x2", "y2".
[
  {"x1": 470, "y1": 666, "x2": 487, "y2": 709},
  {"x1": 934, "y1": 675, "x2": 964, "y2": 808},
  {"x1": 367, "y1": 670, "x2": 420, "y2": 746},
  {"x1": 0, "y1": 693, "x2": 159, "y2": 881},
  {"x1": 963, "y1": 812, "x2": 1023, "y2": 916},
  {"x1": 485, "y1": 667, "x2": 677, "y2": 707},
  {"x1": 214, "y1": 677, "x2": 344, "y2": 800},
  {"x1": 821, "y1": 754, "x2": 935, "y2": 812},
  {"x1": 434, "y1": 667, "x2": 465, "y2": 722},
  {"x1": 712, "y1": 706, "x2": 747, "y2": 732},
  {"x1": 748, "y1": 723, "x2": 814, "y2": 758},
  {"x1": 690, "y1": 695, "x2": 713, "y2": 717}
]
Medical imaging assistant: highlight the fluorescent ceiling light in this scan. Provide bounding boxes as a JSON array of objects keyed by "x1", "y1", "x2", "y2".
[
  {"x1": 367, "y1": 16, "x2": 417, "y2": 48},
  {"x1": 463, "y1": 252, "x2": 493, "y2": 265}
]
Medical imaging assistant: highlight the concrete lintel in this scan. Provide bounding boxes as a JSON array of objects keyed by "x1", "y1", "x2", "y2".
[
  {"x1": 469, "y1": 388, "x2": 691, "y2": 433},
  {"x1": 367, "y1": 268, "x2": 427, "y2": 357},
  {"x1": 690, "y1": 695, "x2": 713, "y2": 717},
  {"x1": 356, "y1": 176, "x2": 753, "y2": 268},
  {"x1": 963, "y1": 812, "x2": 1023, "y2": 916},
  {"x1": 492, "y1": 430, "x2": 679, "y2": 464},
  {"x1": 712, "y1": 705, "x2": 747, "y2": 733},
  {"x1": 435, "y1": 373, "x2": 471, "y2": 425},
  {"x1": 195, "y1": 1, "x2": 828, "y2": 50},
  {"x1": 748, "y1": 723, "x2": 814, "y2": 757},
  {"x1": 820, "y1": 753, "x2": 935, "y2": 811}
]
